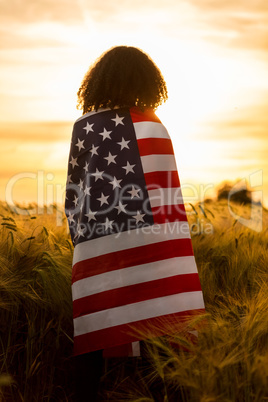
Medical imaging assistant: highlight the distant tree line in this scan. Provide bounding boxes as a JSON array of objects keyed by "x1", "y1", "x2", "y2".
[{"x1": 217, "y1": 181, "x2": 261, "y2": 205}]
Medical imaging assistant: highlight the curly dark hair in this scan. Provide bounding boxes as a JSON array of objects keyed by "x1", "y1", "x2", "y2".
[{"x1": 77, "y1": 46, "x2": 168, "y2": 113}]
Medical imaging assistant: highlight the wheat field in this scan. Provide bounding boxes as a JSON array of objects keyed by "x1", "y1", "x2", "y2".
[{"x1": 0, "y1": 200, "x2": 267, "y2": 401}]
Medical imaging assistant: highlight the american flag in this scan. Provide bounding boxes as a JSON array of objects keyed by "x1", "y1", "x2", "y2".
[{"x1": 65, "y1": 106, "x2": 205, "y2": 357}]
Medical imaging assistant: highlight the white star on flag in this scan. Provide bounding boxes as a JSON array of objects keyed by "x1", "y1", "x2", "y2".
[
  {"x1": 92, "y1": 168, "x2": 104, "y2": 181},
  {"x1": 104, "y1": 152, "x2": 117, "y2": 165},
  {"x1": 133, "y1": 210, "x2": 146, "y2": 223},
  {"x1": 67, "y1": 211, "x2": 75, "y2": 223},
  {"x1": 115, "y1": 201, "x2": 127, "y2": 214},
  {"x1": 90, "y1": 144, "x2": 99, "y2": 156},
  {"x1": 101, "y1": 217, "x2": 114, "y2": 231},
  {"x1": 83, "y1": 122, "x2": 94, "y2": 134},
  {"x1": 97, "y1": 192, "x2": 110, "y2": 206},
  {"x1": 112, "y1": 114, "x2": 125, "y2": 126},
  {"x1": 84, "y1": 209, "x2": 97, "y2": 222},
  {"x1": 109, "y1": 176, "x2": 122, "y2": 189},
  {"x1": 75, "y1": 138, "x2": 85, "y2": 152},
  {"x1": 99, "y1": 128, "x2": 112, "y2": 141},
  {"x1": 70, "y1": 156, "x2": 79, "y2": 169},
  {"x1": 84, "y1": 186, "x2": 91, "y2": 196},
  {"x1": 73, "y1": 195, "x2": 79, "y2": 206},
  {"x1": 67, "y1": 174, "x2": 73, "y2": 184},
  {"x1": 78, "y1": 179, "x2": 84, "y2": 191},
  {"x1": 117, "y1": 137, "x2": 130, "y2": 150},
  {"x1": 77, "y1": 225, "x2": 85, "y2": 238},
  {"x1": 127, "y1": 185, "x2": 141, "y2": 199},
  {"x1": 122, "y1": 161, "x2": 135, "y2": 174},
  {"x1": 83, "y1": 161, "x2": 89, "y2": 173}
]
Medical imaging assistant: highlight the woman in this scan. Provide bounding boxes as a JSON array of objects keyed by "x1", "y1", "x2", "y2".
[{"x1": 65, "y1": 46, "x2": 205, "y2": 400}]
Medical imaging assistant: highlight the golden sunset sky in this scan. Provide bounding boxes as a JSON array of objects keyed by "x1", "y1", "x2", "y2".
[{"x1": 0, "y1": 0, "x2": 268, "y2": 207}]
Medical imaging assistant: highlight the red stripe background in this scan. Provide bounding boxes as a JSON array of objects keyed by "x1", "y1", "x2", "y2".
[
  {"x1": 138, "y1": 138, "x2": 174, "y2": 156},
  {"x1": 144, "y1": 171, "x2": 180, "y2": 189}
]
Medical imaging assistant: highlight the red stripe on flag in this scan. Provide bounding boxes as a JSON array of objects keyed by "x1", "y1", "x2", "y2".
[
  {"x1": 73, "y1": 309, "x2": 205, "y2": 356},
  {"x1": 152, "y1": 205, "x2": 187, "y2": 224},
  {"x1": 102, "y1": 343, "x2": 134, "y2": 357},
  {"x1": 129, "y1": 107, "x2": 161, "y2": 123},
  {"x1": 138, "y1": 138, "x2": 174, "y2": 156},
  {"x1": 72, "y1": 238, "x2": 194, "y2": 284},
  {"x1": 143, "y1": 171, "x2": 180, "y2": 189},
  {"x1": 73, "y1": 274, "x2": 202, "y2": 318}
]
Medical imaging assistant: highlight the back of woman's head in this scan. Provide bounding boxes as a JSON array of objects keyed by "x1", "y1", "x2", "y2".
[{"x1": 77, "y1": 46, "x2": 168, "y2": 113}]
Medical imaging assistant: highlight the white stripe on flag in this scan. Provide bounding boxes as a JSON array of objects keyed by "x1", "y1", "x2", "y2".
[
  {"x1": 148, "y1": 188, "x2": 183, "y2": 207},
  {"x1": 72, "y1": 221, "x2": 191, "y2": 266},
  {"x1": 134, "y1": 121, "x2": 170, "y2": 139},
  {"x1": 74, "y1": 291, "x2": 205, "y2": 335},
  {"x1": 75, "y1": 107, "x2": 120, "y2": 123},
  {"x1": 75, "y1": 110, "x2": 98, "y2": 123},
  {"x1": 141, "y1": 154, "x2": 177, "y2": 173},
  {"x1": 72, "y1": 256, "x2": 197, "y2": 300}
]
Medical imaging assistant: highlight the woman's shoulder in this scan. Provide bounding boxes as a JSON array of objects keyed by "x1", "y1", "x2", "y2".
[{"x1": 74, "y1": 108, "x2": 113, "y2": 124}]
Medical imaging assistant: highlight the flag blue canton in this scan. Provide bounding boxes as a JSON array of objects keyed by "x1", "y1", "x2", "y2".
[{"x1": 65, "y1": 108, "x2": 154, "y2": 245}]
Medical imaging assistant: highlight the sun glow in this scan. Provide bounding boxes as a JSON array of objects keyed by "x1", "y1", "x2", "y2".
[{"x1": 0, "y1": 1, "x2": 268, "y2": 205}]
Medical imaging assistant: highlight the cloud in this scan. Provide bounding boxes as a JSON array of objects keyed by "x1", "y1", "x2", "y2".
[
  {"x1": 0, "y1": 28, "x2": 68, "y2": 49},
  {"x1": 187, "y1": 0, "x2": 267, "y2": 13},
  {"x1": 198, "y1": 98, "x2": 268, "y2": 142},
  {"x1": 0, "y1": 0, "x2": 167, "y2": 25},
  {"x1": 0, "y1": 121, "x2": 73, "y2": 143},
  {"x1": 185, "y1": 0, "x2": 268, "y2": 52},
  {"x1": 201, "y1": 16, "x2": 268, "y2": 52},
  {"x1": 2, "y1": 0, "x2": 267, "y2": 54},
  {"x1": 0, "y1": 0, "x2": 83, "y2": 24},
  {"x1": 0, "y1": 1, "x2": 176, "y2": 52}
]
